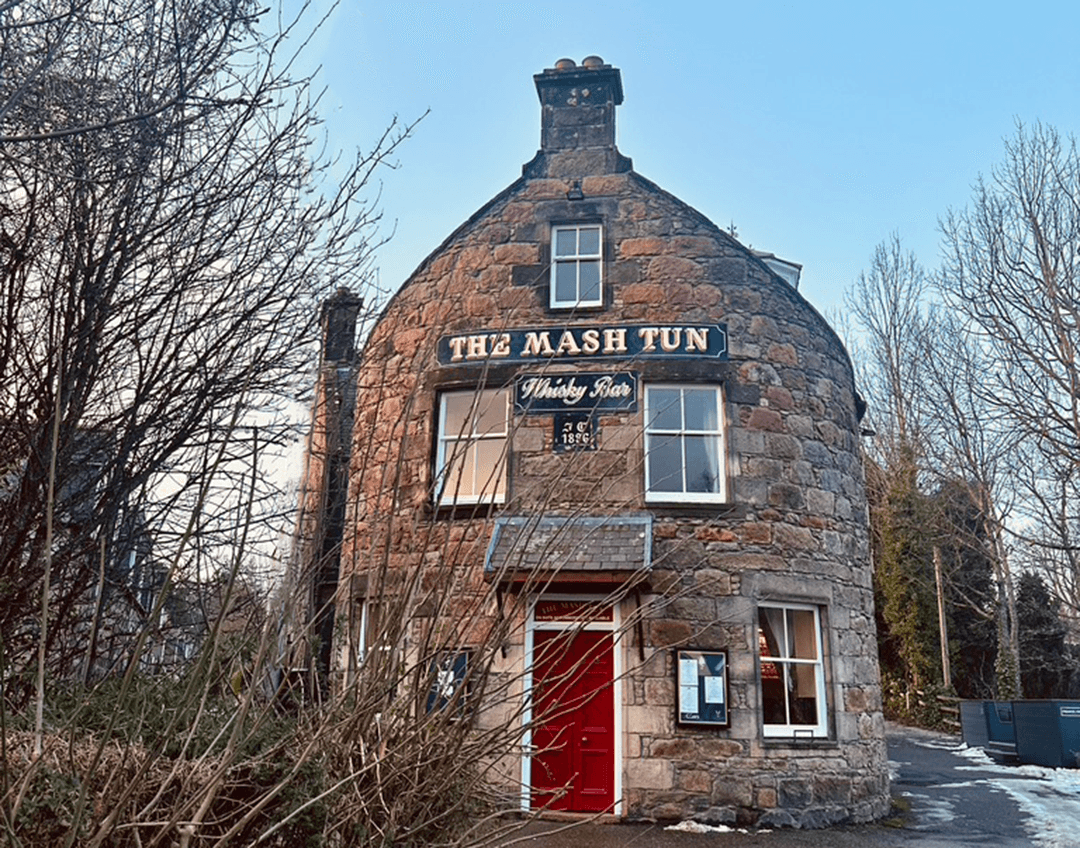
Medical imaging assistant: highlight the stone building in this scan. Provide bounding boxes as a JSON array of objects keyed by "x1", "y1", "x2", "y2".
[{"x1": 320, "y1": 57, "x2": 888, "y2": 827}]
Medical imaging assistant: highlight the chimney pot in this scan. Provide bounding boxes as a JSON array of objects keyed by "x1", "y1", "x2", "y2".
[
  {"x1": 582, "y1": 55, "x2": 604, "y2": 68},
  {"x1": 555, "y1": 58, "x2": 576, "y2": 70}
]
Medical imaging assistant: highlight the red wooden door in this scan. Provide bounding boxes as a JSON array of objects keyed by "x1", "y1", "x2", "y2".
[{"x1": 531, "y1": 629, "x2": 615, "y2": 812}]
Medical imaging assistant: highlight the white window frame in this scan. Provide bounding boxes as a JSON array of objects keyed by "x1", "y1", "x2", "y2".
[
  {"x1": 356, "y1": 599, "x2": 380, "y2": 660},
  {"x1": 435, "y1": 388, "x2": 510, "y2": 506},
  {"x1": 758, "y1": 603, "x2": 829, "y2": 739},
  {"x1": 550, "y1": 224, "x2": 603, "y2": 309},
  {"x1": 643, "y1": 384, "x2": 727, "y2": 503}
]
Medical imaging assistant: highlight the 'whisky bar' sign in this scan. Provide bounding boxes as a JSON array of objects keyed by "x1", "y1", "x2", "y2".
[
  {"x1": 515, "y1": 371, "x2": 638, "y2": 414},
  {"x1": 437, "y1": 323, "x2": 727, "y2": 365}
]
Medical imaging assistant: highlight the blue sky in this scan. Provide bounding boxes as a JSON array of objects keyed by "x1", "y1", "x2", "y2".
[{"x1": 281, "y1": 0, "x2": 1080, "y2": 319}]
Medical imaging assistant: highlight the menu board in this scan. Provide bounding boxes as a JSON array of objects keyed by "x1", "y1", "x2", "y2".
[{"x1": 676, "y1": 649, "x2": 728, "y2": 726}]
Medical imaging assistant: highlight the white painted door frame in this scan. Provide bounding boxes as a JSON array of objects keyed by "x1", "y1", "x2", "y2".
[{"x1": 520, "y1": 593, "x2": 624, "y2": 816}]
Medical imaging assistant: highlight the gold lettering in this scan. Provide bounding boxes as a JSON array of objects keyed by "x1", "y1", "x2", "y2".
[
  {"x1": 660, "y1": 327, "x2": 682, "y2": 352},
  {"x1": 466, "y1": 335, "x2": 487, "y2": 360},
  {"x1": 448, "y1": 336, "x2": 467, "y2": 362},
  {"x1": 686, "y1": 327, "x2": 708, "y2": 352},
  {"x1": 602, "y1": 328, "x2": 627, "y2": 354},
  {"x1": 490, "y1": 333, "x2": 511, "y2": 357},
  {"x1": 638, "y1": 327, "x2": 661, "y2": 352},
  {"x1": 556, "y1": 330, "x2": 581, "y2": 355},
  {"x1": 521, "y1": 331, "x2": 554, "y2": 357}
]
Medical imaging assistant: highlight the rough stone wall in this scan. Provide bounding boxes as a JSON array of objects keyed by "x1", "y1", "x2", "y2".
[{"x1": 340, "y1": 137, "x2": 888, "y2": 825}]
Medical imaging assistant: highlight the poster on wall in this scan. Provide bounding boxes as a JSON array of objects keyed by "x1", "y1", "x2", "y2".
[{"x1": 676, "y1": 649, "x2": 728, "y2": 727}]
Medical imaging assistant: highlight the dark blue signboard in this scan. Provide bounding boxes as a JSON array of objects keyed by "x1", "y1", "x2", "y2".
[
  {"x1": 554, "y1": 413, "x2": 598, "y2": 452},
  {"x1": 426, "y1": 651, "x2": 470, "y2": 716},
  {"x1": 515, "y1": 371, "x2": 637, "y2": 414},
  {"x1": 437, "y1": 323, "x2": 727, "y2": 365}
]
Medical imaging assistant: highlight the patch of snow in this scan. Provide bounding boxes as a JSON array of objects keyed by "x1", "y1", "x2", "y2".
[
  {"x1": 910, "y1": 736, "x2": 967, "y2": 752},
  {"x1": 920, "y1": 736, "x2": 1080, "y2": 848},
  {"x1": 993, "y1": 777, "x2": 1080, "y2": 848},
  {"x1": 664, "y1": 821, "x2": 751, "y2": 835},
  {"x1": 900, "y1": 791, "x2": 958, "y2": 829}
]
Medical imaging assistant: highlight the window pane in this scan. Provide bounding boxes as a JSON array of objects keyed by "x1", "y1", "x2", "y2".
[
  {"x1": 647, "y1": 388, "x2": 683, "y2": 430},
  {"x1": 684, "y1": 435, "x2": 721, "y2": 493},
  {"x1": 438, "y1": 389, "x2": 508, "y2": 504},
  {"x1": 359, "y1": 602, "x2": 375, "y2": 657},
  {"x1": 579, "y1": 261, "x2": 601, "y2": 302},
  {"x1": 440, "y1": 445, "x2": 471, "y2": 500},
  {"x1": 792, "y1": 663, "x2": 818, "y2": 699},
  {"x1": 762, "y1": 664, "x2": 788, "y2": 725},
  {"x1": 759, "y1": 608, "x2": 784, "y2": 659},
  {"x1": 683, "y1": 388, "x2": 719, "y2": 431},
  {"x1": 555, "y1": 228, "x2": 577, "y2": 257},
  {"x1": 473, "y1": 389, "x2": 507, "y2": 435},
  {"x1": 474, "y1": 439, "x2": 506, "y2": 498},
  {"x1": 790, "y1": 665, "x2": 819, "y2": 725},
  {"x1": 555, "y1": 262, "x2": 577, "y2": 303},
  {"x1": 760, "y1": 606, "x2": 825, "y2": 734},
  {"x1": 646, "y1": 435, "x2": 683, "y2": 492},
  {"x1": 787, "y1": 609, "x2": 818, "y2": 660},
  {"x1": 443, "y1": 393, "x2": 475, "y2": 435},
  {"x1": 578, "y1": 226, "x2": 600, "y2": 255}
]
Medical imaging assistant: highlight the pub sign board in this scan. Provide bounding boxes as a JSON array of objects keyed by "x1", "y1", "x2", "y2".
[
  {"x1": 676, "y1": 649, "x2": 729, "y2": 727},
  {"x1": 438, "y1": 323, "x2": 728, "y2": 365},
  {"x1": 515, "y1": 371, "x2": 637, "y2": 414}
]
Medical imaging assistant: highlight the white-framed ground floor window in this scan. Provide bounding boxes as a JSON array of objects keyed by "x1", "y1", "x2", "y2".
[{"x1": 758, "y1": 603, "x2": 828, "y2": 738}]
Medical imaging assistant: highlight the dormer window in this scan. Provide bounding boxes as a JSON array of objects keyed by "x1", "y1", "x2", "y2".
[{"x1": 551, "y1": 224, "x2": 602, "y2": 309}]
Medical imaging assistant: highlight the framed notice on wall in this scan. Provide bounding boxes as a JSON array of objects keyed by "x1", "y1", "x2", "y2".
[{"x1": 676, "y1": 649, "x2": 729, "y2": 727}]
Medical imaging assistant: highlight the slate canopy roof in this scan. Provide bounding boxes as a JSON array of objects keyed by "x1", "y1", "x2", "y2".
[{"x1": 484, "y1": 514, "x2": 652, "y2": 583}]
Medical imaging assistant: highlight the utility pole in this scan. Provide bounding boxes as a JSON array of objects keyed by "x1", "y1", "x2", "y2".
[{"x1": 934, "y1": 546, "x2": 951, "y2": 689}]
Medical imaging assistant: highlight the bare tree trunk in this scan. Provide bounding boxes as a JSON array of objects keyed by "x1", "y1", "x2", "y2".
[
  {"x1": 989, "y1": 516, "x2": 1021, "y2": 698},
  {"x1": 34, "y1": 355, "x2": 64, "y2": 757},
  {"x1": 81, "y1": 537, "x2": 108, "y2": 686}
]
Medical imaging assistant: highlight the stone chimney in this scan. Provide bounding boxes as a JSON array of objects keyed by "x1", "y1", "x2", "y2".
[
  {"x1": 320, "y1": 287, "x2": 363, "y2": 363},
  {"x1": 528, "y1": 56, "x2": 631, "y2": 178}
]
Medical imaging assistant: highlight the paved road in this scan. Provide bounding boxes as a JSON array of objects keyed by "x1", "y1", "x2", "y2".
[
  {"x1": 501, "y1": 723, "x2": 1063, "y2": 847},
  {"x1": 887, "y1": 725, "x2": 1033, "y2": 847}
]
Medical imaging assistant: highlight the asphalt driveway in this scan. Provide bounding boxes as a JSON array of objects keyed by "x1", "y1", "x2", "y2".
[{"x1": 499, "y1": 723, "x2": 1064, "y2": 848}]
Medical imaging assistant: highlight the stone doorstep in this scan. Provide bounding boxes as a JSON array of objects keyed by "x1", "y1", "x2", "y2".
[{"x1": 529, "y1": 811, "x2": 621, "y2": 824}]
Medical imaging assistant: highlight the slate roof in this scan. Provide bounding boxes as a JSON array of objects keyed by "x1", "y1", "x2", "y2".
[{"x1": 484, "y1": 514, "x2": 652, "y2": 578}]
